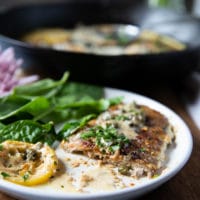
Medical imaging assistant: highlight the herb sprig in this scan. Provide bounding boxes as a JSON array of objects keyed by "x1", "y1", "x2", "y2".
[
  {"x1": 1, "y1": 172, "x2": 10, "y2": 178},
  {"x1": 81, "y1": 124, "x2": 130, "y2": 153}
]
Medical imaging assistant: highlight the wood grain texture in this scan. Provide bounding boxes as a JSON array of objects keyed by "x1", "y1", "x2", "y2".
[
  {"x1": 139, "y1": 85, "x2": 200, "y2": 200},
  {"x1": 0, "y1": 193, "x2": 16, "y2": 200}
]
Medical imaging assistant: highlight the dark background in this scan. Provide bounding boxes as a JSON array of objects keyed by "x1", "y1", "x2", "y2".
[{"x1": 0, "y1": 0, "x2": 194, "y2": 12}]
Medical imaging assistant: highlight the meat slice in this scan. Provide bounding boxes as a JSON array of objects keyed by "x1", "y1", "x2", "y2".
[{"x1": 61, "y1": 102, "x2": 175, "y2": 178}]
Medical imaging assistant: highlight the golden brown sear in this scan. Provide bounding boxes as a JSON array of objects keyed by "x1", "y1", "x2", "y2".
[{"x1": 61, "y1": 102, "x2": 175, "y2": 178}]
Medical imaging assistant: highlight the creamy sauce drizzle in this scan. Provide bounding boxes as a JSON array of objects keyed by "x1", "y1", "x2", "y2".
[{"x1": 33, "y1": 147, "x2": 135, "y2": 193}]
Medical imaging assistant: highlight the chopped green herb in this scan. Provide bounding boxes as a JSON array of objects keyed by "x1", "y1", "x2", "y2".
[
  {"x1": 114, "y1": 115, "x2": 129, "y2": 121},
  {"x1": 81, "y1": 124, "x2": 130, "y2": 153},
  {"x1": 61, "y1": 185, "x2": 64, "y2": 188},
  {"x1": 109, "y1": 144, "x2": 120, "y2": 152},
  {"x1": 1, "y1": 172, "x2": 10, "y2": 178},
  {"x1": 0, "y1": 144, "x2": 3, "y2": 151},
  {"x1": 108, "y1": 96, "x2": 123, "y2": 106},
  {"x1": 139, "y1": 148, "x2": 146, "y2": 152},
  {"x1": 23, "y1": 172, "x2": 30, "y2": 181},
  {"x1": 118, "y1": 165, "x2": 131, "y2": 176}
]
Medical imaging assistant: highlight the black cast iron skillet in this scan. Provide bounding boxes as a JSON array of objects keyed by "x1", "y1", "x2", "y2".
[{"x1": 0, "y1": 0, "x2": 199, "y2": 88}]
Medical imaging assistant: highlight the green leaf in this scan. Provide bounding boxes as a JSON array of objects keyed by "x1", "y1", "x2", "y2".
[
  {"x1": 0, "y1": 95, "x2": 30, "y2": 119},
  {"x1": 0, "y1": 122, "x2": 5, "y2": 129},
  {"x1": 0, "y1": 120, "x2": 56, "y2": 145},
  {"x1": 13, "y1": 72, "x2": 69, "y2": 98},
  {"x1": 57, "y1": 114, "x2": 95, "y2": 140},
  {"x1": 0, "y1": 75, "x2": 106, "y2": 124},
  {"x1": 57, "y1": 82, "x2": 103, "y2": 101},
  {"x1": 0, "y1": 71, "x2": 124, "y2": 146},
  {"x1": 0, "y1": 96, "x2": 51, "y2": 122},
  {"x1": 42, "y1": 98, "x2": 109, "y2": 124}
]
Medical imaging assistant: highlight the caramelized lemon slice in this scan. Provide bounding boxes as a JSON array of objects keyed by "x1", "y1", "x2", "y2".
[{"x1": 0, "y1": 140, "x2": 58, "y2": 186}]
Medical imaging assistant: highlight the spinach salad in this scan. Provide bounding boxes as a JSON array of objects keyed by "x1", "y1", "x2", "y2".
[{"x1": 0, "y1": 72, "x2": 122, "y2": 146}]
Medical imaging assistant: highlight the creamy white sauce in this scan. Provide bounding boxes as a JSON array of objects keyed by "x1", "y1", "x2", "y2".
[{"x1": 33, "y1": 147, "x2": 136, "y2": 193}]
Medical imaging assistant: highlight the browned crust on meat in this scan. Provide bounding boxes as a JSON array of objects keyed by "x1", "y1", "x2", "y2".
[
  {"x1": 61, "y1": 103, "x2": 175, "y2": 178},
  {"x1": 140, "y1": 105, "x2": 168, "y2": 129}
]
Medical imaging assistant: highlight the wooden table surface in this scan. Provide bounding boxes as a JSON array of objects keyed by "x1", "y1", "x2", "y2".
[{"x1": 0, "y1": 79, "x2": 199, "y2": 200}]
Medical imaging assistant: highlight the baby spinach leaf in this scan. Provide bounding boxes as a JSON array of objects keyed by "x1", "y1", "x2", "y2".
[
  {"x1": 0, "y1": 120, "x2": 56, "y2": 145},
  {"x1": 43, "y1": 99, "x2": 108, "y2": 123},
  {"x1": 0, "y1": 122, "x2": 5, "y2": 129},
  {"x1": 0, "y1": 73, "x2": 105, "y2": 124},
  {"x1": 57, "y1": 82, "x2": 103, "y2": 100},
  {"x1": 13, "y1": 72, "x2": 69, "y2": 99},
  {"x1": 56, "y1": 98, "x2": 109, "y2": 110},
  {"x1": 42, "y1": 97, "x2": 122, "y2": 124},
  {"x1": 0, "y1": 95, "x2": 30, "y2": 118},
  {"x1": 57, "y1": 114, "x2": 95, "y2": 140},
  {"x1": 0, "y1": 70, "x2": 123, "y2": 145},
  {"x1": 0, "y1": 96, "x2": 51, "y2": 122}
]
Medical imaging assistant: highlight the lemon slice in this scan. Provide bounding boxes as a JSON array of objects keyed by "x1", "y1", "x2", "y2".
[{"x1": 0, "y1": 140, "x2": 58, "y2": 186}]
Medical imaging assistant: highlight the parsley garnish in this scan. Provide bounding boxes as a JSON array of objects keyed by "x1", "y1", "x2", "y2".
[
  {"x1": 81, "y1": 124, "x2": 130, "y2": 153},
  {"x1": 22, "y1": 172, "x2": 30, "y2": 181},
  {"x1": 139, "y1": 148, "x2": 146, "y2": 152},
  {"x1": 1, "y1": 172, "x2": 10, "y2": 178},
  {"x1": 114, "y1": 115, "x2": 129, "y2": 121}
]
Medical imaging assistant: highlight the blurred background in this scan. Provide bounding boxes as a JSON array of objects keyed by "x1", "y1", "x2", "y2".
[
  {"x1": 1, "y1": 0, "x2": 199, "y2": 128},
  {"x1": 0, "y1": 0, "x2": 199, "y2": 14}
]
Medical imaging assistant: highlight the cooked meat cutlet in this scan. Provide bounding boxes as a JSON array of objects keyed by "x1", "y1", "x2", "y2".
[{"x1": 61, "y1": 102, "x2": 175, "y2": 178}]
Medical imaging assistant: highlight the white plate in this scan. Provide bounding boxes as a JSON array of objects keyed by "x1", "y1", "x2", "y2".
[{"x1": 0, "y1": 88, "x2": 193, "y2": 200}]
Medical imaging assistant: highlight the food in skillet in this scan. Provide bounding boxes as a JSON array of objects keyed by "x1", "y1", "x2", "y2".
[
  {"x1": 22, "y1": 24, "x2": 186, "y2": 55},
  {"x1": 61, "y1": 102, "x2": 175, "y2": 178}
]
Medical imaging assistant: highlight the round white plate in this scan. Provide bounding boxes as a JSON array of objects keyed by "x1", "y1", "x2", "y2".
[{"x1": 0, "y1": 88, "x2": 193, "y2": 200}]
